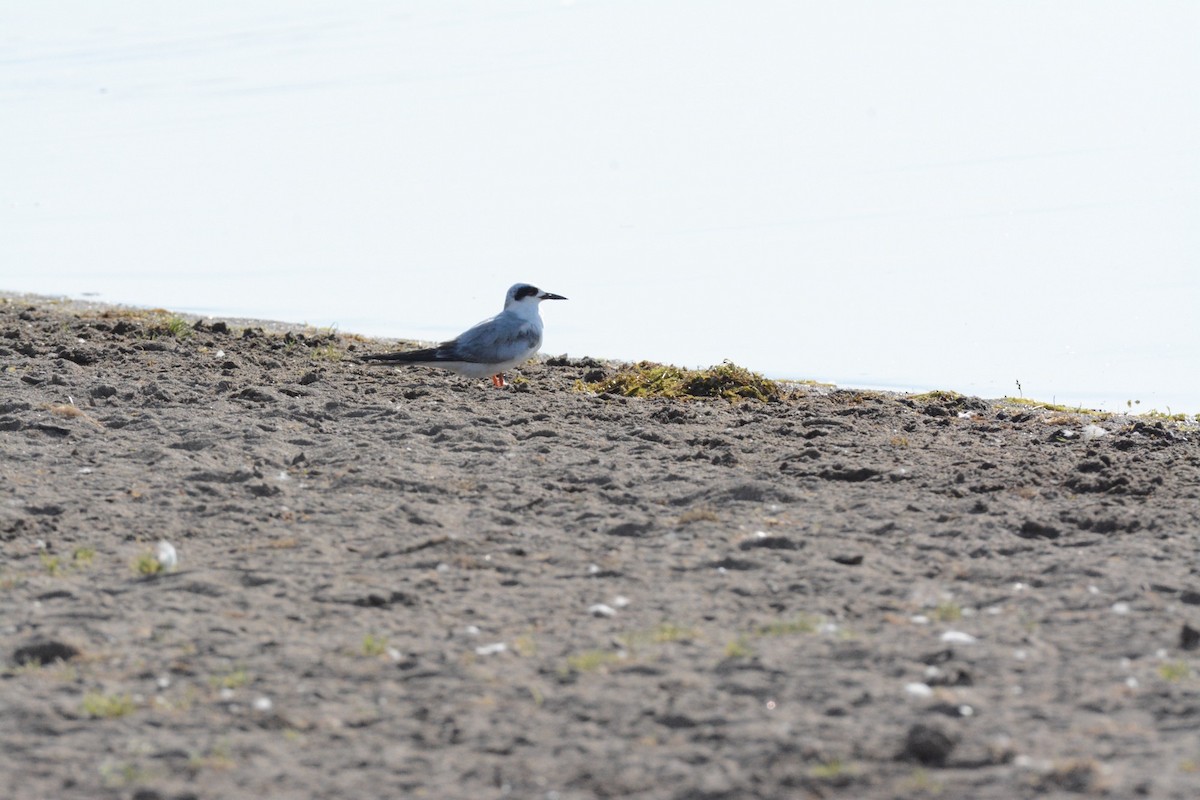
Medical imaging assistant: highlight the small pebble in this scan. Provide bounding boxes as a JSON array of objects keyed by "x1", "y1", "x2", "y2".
[
  {"x1": 1111, "y1": 602, "x2": 1131, "y2": 615},
  {"x1": 911, "y1": 615, "x2": 930, "y2": 625},
  {"x1": 588, "y1": 604, "x2": 617, "y2": 618},
  {"x1": 474, "y1": 642, "x2": 507, "y2": 656},
  {"x1": 253, "y1": 696, "x2": 272, "y2": 711},
  {"x1": 612, "y1": 595, "x2": 631, "y2": 608},
  {"x1": 154, "y1": 541, "x2": 178, "y2": 571},
  {"x1": 940, "y1": 630, "x2": 977, "y2": 644},
  {"x1": 905, "y1": 682, "x2": 934, "y2": 698}
]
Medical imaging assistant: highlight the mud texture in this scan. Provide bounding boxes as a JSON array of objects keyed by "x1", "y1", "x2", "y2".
[{"x1": 2, "y1": 295, "x2": 1199, "y2": 799}]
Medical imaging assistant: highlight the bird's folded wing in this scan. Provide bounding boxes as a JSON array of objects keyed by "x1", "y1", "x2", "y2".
[{"x1": 451, "y1": 318, "x2": 541, "y2": 363}]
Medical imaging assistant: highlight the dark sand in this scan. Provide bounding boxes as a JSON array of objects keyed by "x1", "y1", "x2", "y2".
[{"x1": 2, "y1": 294, "x2": 1198, "y2": 799}]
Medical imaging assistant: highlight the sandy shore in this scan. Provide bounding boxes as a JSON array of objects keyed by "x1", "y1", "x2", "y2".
[{"x1": 2, "y1": 294, "x2": 1199, "y2": 799}]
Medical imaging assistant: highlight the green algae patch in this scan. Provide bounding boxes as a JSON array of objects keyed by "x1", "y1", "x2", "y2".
[{"x1": 578, "y1": 361, "x2": 782, "y2": 402}]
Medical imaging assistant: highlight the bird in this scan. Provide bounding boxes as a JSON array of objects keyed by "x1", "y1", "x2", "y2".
[{"x1": 361, "y1": 283, "x2": 567, "y2": 387}]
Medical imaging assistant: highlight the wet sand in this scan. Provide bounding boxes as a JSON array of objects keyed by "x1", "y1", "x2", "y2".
[{"x1": 2, "y1": 294, "x2": 1198, "y2": 799}]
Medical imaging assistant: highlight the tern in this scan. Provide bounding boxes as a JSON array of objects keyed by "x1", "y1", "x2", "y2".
[{"x1": 361, "y1": 283, "x2": 567, "y2": 387}]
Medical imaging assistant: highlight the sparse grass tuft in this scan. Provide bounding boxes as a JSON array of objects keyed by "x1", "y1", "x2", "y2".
[
  {"x1": 512, "y1": 634, "x2": 538, "y2": 658},
  {"x1": 931, "y1": 601, "x2": 963, "y2": 622},
  {"x1": 910, "y1": 390, "x2": 966, "y2": 404},
  {"x1": 808, "y1": 759, "x2": 858, "y2": 783},
  {"x1": 132, "y1": 552, "x2": 163, "y2": 576},
  {"x1": 209, "y1": 668, "x2": 249, "y2": 690},
  {"x1": 189, "y1": 739, "x2": 236, "y2": 771},
  {"x1": 899, "y1": 767, "x2": 945, "y2": 796},
  {"x1": 724, "y1": 638, "x2": 754, "y2": 659},
  {"x1": 649, "y1": 623, "x2": 697, "y2": 644},
  {"x1": 40, "y1": 553, "x2": 65, "y2": 577},
  {"x1": 577, "y1": 361, "x2": 781, "y2": 402},
  {"x1": 360, "y1": 634, "x2": 389, "y2": 657},
  {"x1": 1158, "y1": 660, "x2": 1191, "y2": 682},
  {"x1": 1001, "y1": 396, "x2": 1110, "y2": 417},
  {"x1": 310, "y1": 343, "x2": 342, "y2": 361},
  {"x1": 563, "y1": 649, "x2": 622, "y2": 674},
  {"x1": 146, "y1": 315, "x2": 193, "y2": 339},
  {"x1": 40, "y1": 546, "x2": 99, "y2": 577},
  {"x1": 82, "y1": 691, "x2": 136, "y2": 719}
]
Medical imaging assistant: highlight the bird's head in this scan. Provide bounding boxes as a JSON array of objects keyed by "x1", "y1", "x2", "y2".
[{"x1": 505, "y1": 283, "x2": 567, "y2": 311}]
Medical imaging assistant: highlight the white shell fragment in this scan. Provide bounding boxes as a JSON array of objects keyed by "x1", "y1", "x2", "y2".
[
  {"x1": 154, "y1": 541, "x2": 178, "y2": 572},
  {"x1": 474, "y1": 642, "x2": 507, "y2": 656},
  {"x1": 905, "y1": 682, "x2": 934, "y2": 698},
  {"x1": 588, "y1": 604, "x2": 617, "y2": 618},
  {"x1": 940, "y1": 630, "x2": 978, "y2": 644}
]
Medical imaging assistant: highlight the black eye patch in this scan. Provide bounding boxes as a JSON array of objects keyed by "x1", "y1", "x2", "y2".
[{"x1": 513, "y1": 285, "x2": 540, "y2": 301}]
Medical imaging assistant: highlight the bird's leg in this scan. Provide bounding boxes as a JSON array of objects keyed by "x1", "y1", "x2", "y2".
[{"x1": 491, "y1": 374, "x2": 507, "y2": 388}]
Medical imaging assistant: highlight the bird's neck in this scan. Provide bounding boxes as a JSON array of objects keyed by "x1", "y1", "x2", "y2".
[{"x1": 505, "y1": 301, "x2": 543, "y2": 324}]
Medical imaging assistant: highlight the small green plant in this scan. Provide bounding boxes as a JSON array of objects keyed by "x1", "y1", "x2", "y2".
[
  {"x1": 209, "y1": 668, "x2": 249, "y2": 690},
  {"x1": 98, "y1": 760, "x2": 158, "y2": 787},
  {"x1": 311, "y1": 343, "x2": 342, "y2": 361},
  {"x1": 1001, "y1": 396, "x2": 1110, "y2": 417},
  {"x1": 72, "y1": 547, "x2": 96, "y2": 566},
  {"x1": 133, "y1": 552, "x2": 163, "y2": 576},
  {"x1": 145, "y1": 315, "x2": 193, "y2": 339},
  {"x1": 40, "y1": 553, "x2": 65, "y2": 576},
  {"x1": 1158, "y1": 660, "x2": 1191, "y2": 682},
  {"x1": 899, "y1": 767, "x2": 944, "y2": 796},
  {"x1": 932, "y1": 602, "x2": 963, "y2": 622},
  {"x1": 82, "y1": 691, "x2": 136, "y2": 718},
  {"x1": 512, "y1": 634, "x2": 538, "y2": 658},
  {"x1": 360, "y1": 634, "x2": 389, "y2": 657},
  {"x1": 808, "y1": 759, "x2": 857, "y2": 781},
  {"x1": 650, "y1": 623, "x2": 697, "y2": 644},
  {"x1": 189, "y1": 739, "x2": 235, "y2": 771},
  {"x1": 562, "y1": 649, "x2": 622, "y2": 674},
  {"x1": 724, "y1": 638, "x2": 754, "y2": 659},
  {"x1": 620, "y1": 622, "x2": 700, "y2": 650}
]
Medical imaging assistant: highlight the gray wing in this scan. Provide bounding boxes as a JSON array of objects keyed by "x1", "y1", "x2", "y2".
[{"x1": 448, "y1": 314, "x2": 541, "y2": 363}]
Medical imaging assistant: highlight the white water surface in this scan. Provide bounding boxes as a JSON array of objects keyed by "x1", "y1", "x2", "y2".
[{"x1": 3, "y1": 1, "x2": 1198, "y2": 412}]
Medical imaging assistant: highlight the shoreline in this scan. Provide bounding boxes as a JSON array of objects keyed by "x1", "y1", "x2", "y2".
[{"x1": 4, "y1": 290, "x2": 1193, "y2": 422}]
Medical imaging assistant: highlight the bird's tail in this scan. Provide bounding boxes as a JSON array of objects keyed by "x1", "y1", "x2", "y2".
[{"x1": 360, "y1": 347, "x2": 442, "y2": 365}]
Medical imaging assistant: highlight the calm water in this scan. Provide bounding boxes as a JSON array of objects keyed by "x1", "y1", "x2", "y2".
[{"x1": 4, "y1": 1, "x2": 1198, "y2": 412}]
